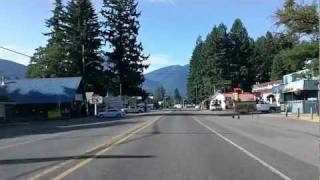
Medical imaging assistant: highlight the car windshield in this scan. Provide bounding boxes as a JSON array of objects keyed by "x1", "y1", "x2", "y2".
[{"x1": 0, "y1": 0, "x2": 318, "y2": 180}]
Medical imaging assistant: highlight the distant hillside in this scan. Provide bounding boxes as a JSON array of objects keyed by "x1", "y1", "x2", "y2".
[
  {"x1": 0, "y1": 59, "x2": 27, "y2": 79},
  {"x1": 144, "y1": 65, "x2": 189, "y2": 96}
]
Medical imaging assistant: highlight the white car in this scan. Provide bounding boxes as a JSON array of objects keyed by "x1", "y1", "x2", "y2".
[
  {"x1": 256, "y1": 101, "x2": 278, "y2": 113},
  {"x1": 97, "y1": 109, "x2": 126, "y2": 118}
]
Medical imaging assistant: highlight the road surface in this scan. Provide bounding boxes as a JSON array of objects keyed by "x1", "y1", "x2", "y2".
[{"x1": 0, "y1": 111, "x2": 318, "y2": 180}]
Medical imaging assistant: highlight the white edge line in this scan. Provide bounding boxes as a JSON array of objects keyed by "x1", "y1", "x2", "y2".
[{"x1": 193, "y1": 117, "x2": 293, "y2": 180}]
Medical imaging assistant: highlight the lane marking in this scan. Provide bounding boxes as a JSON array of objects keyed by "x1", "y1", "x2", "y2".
[
  {"x1": 193, "y1": 117, "x2": 293, "y2": 180},
  {"x1": 52, "y1": 117, "x2": 159, "y2": 180},
  {"x1": 27, "y1": 116, "x2": 160, "y2": 180}
]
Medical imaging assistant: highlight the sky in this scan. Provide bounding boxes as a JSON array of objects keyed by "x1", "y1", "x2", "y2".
[{"x1": 0, "y1": 0, "x2": 287, "y2": 73}]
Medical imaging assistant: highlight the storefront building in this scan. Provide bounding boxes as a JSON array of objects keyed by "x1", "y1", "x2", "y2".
[
  {"x1": 282, "y1": 70, "x2": 318, "y2": 113},
  {"x1": 252, "y1": 80, "x2": 282, "y2": 105}
]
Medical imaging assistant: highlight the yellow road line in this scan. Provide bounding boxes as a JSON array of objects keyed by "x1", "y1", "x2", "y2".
[
  {"x1": 52, "y1": 117, "x2": 159, "y2": 180},
  {"x1": 28, "y1": 116, "x2": 160, "y2": 180}
]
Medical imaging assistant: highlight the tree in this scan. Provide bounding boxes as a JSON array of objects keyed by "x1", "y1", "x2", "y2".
[
  {"x1": 229, "y1": 19, "x2": 254, "y2": 91},
  {"x1": 64, "y1": 0, "x2": 103, "y2": 93},
  {"x1": 154, "y1": 86, "x2": 166, "y2": 102},
  {"x1": 252, "y1": 31, "x2": 287, "y2": 82},
  {"x1": 270, "y1": 0, "x2": 318, "y2": 80},
  {"x1": 275, "y1": 0, "x2": 319, "y2": 39},
  {"x1": 28, "y1": 45, "x2": 67, "y2": 78},
  {"x1": 187, "y1": 36, "x2": 206, "y2": 103},
  {"x1": 203, "y1": 23, "x2": 232, "y2": 94},
  {"x1": 271, "y1": 51, "x2": 287, "y2": 80},
  {"x1": 101, "y1": 0, "x2": 149, "y2": 96},
  {"x1": 45, "y1": 0, "x2": 66, "y2": 46},
  {"x1": 28, "y1": 0, "x2": 67, "y2": 78},
  {"x1": 173, "y1": 88, "x2": 182, "y2": 104}
]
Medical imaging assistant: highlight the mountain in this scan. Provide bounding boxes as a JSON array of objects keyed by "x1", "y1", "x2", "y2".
[
  {"x1": 144, "y1": 65, "x2": 189, "y2": 96},
  {"x1": 0, "y1": 59, "x2": 28, "y2": 79}
]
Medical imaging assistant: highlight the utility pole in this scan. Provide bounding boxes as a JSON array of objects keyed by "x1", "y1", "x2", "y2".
[
  {"x1": 82, "y1": 44, "x2": 89, "y2": 116},
  {"x1": 82, "y1": 44, "x2": 85, "y2": 79}
]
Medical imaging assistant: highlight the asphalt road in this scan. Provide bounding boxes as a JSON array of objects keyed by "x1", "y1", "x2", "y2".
[{"x1": 0, "y1": 112, "x2": 318, "y2": 180}]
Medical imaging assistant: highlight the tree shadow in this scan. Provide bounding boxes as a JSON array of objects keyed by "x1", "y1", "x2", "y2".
[
  {"x1": 0, "y1": 117, "x2": 141, "y2": 140},
  {"x1": 0, "y1": 154, "x2": 156, "y2": 165}
]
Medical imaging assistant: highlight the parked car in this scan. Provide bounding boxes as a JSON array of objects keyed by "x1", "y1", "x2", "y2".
[
  {"x1": 97, "y1": 109, "x2": 126, "y2": 118},
  {"x1": 209, "y1": 100, "x2": 222, "y2": 111},
  {"x1": 124, "y1": 107, "x2": 144, "y2": 113},
  {"x1": 256, "y1": 101, "x2": 278, "y2": 113}
]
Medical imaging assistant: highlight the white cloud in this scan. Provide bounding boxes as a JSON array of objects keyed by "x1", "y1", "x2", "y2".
[{"x1": 0, "y1": 45, "x2": 33, "y2": 66}]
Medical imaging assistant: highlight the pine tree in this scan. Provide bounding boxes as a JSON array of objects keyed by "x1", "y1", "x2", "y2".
[
  {"x1": 173, "y1": 88, "x2": 182, "y2": 104},
  {"x1": 203, "y1": 23, "x2": 231, "y2": 95},
  {"x1": 253, "y1": 31, "x2": 281, "y2": 83},
  {"x1": 45, "y1": 0, "x2": 66, "y2": 46},
  {"x1": 187, "y1": 36, "x2": 205, "y2": 103},
  {"x1": 28, "y1": 0, "x2": 67, "y2": 78},
  {"x1": 101, "y1": 0, "x2": 149, "y2": 96},
  {"x1": 64, "y1": 0, "x2": 103, "y2": 93},
  {"x1": 229, "y1": 19, "x2": 254, "y2": 91},
  {"x1": 154, "y1": 86, "x2": 166, "y2": 102}
]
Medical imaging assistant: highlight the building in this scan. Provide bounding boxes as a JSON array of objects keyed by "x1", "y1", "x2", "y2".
[
  {"x1": 0, "y1": 77, "x2": 85, "y2": 121},
  {"x1": 282, "y1": 70, "x2": 318, "y2": 113},
  {"x1": 210, "y1": 88, "x2": 256, "y2": 111},
  {"x1": 210, "y1": 93, "x2": 233, "y2": 110},
  {"x1": 252, "y1": 80, "x2": 282, "y2": 105}
]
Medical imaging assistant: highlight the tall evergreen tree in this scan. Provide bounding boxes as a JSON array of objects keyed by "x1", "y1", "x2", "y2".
[
  {"x1": 45, "y1": 0, "x2": 66, "y2": 45},
  {"x1": 28, "y1": 0, "x2": 67, "y2": 78},
  {"x1": 187, "y1": 36, "x2": 206, "y2": 103},
  {"x1": 253, "y1": 31, "x2": 281, "y2": 83},
  {"x1": 173, "y1": 88, "x2": 182, "y2": 104},
  {"x1": 154, "y1": 86, "x2": 166, "y2": 102},
  {"x1": 64, "y1": 0, "x2": 103, "y2": 93},
  {"x1": 203, "y1": 23, "x2": 231, "y2": 95},
  {"x1": 101, "y1": 0, "x2": 149, "y2": 96},
  {"x1": 229, "y1": 19, "x2": 254, "y2": 91}
]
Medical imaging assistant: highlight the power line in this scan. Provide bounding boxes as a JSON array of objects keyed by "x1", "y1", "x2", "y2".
[{"x1": 0, "y1": 46, "x2": 32, "y2": 58}]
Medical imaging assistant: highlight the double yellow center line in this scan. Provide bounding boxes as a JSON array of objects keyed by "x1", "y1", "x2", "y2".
[{"x1": 28, "y1": 117, "x2": 161, "y2": 180}]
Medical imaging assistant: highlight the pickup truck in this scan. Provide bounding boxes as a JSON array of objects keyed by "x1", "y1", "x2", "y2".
[{"x1": 256, "y1": 102, "x2": 278, "y2": 113}]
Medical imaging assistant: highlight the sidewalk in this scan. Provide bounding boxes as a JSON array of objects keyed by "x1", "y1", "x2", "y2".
[
  {"x1": 261, "y1": 113, "x2": 320, "y2": 123},
  {"x1": 251, "y1": 113, "x2": 319, "y2": 137}
]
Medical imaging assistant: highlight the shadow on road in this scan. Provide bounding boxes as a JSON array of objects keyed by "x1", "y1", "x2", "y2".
[
  {"x1": 0, "y1": 116, "x2": 141, "y2": 140},
  {"x1": 0, "y1": 154, "x2": 156, "y2": 165}
]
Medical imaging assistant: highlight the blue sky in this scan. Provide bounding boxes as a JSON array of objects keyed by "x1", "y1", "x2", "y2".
[{"x1": 0, "y1": 0, "x2": 286, "y2": 72}]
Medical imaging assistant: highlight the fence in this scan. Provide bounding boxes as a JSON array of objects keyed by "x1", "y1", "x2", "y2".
[{"x1": 285, "y1": 100, "x2": 318, "y2": 114}]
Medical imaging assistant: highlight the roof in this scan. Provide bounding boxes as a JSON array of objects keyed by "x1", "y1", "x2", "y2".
[
  {"x1": 252, "y1": 80, "x2": 282, "y2": 92},
  {"x1": 239, "y1": 93, "x2": 255, "y2": 101},
  {"x1": 222, "y1": 93, "x2": 233, "y2": 98},
  {"x1": 0, "y1": 77, "x2": 82, "y2": 104}
]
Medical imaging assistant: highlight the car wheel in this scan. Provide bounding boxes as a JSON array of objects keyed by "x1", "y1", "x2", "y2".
[{"x1": 269, "y1": 108, "x2": 276, "y2": 113}]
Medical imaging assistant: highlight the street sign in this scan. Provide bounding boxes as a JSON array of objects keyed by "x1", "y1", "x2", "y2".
[{"x1": 90, "y1": 96, "x2": 103, "y2": 104}]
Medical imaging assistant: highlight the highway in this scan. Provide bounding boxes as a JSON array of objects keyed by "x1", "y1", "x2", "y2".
[{"x1": 0, "y1": 111, "x2": 318, "y2": 180}]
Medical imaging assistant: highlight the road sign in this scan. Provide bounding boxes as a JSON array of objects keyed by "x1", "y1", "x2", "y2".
[{"x1": 90, "y1": 96, "x2": 103, "y2": 104}]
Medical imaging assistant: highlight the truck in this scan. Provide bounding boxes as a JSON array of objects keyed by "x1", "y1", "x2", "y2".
[
  {"x1": 232, "y1": 89, "x2": 257, "y2": 113},
  {"x1": 256, "y1": 101, "x2": 278, "y2": 113}
]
